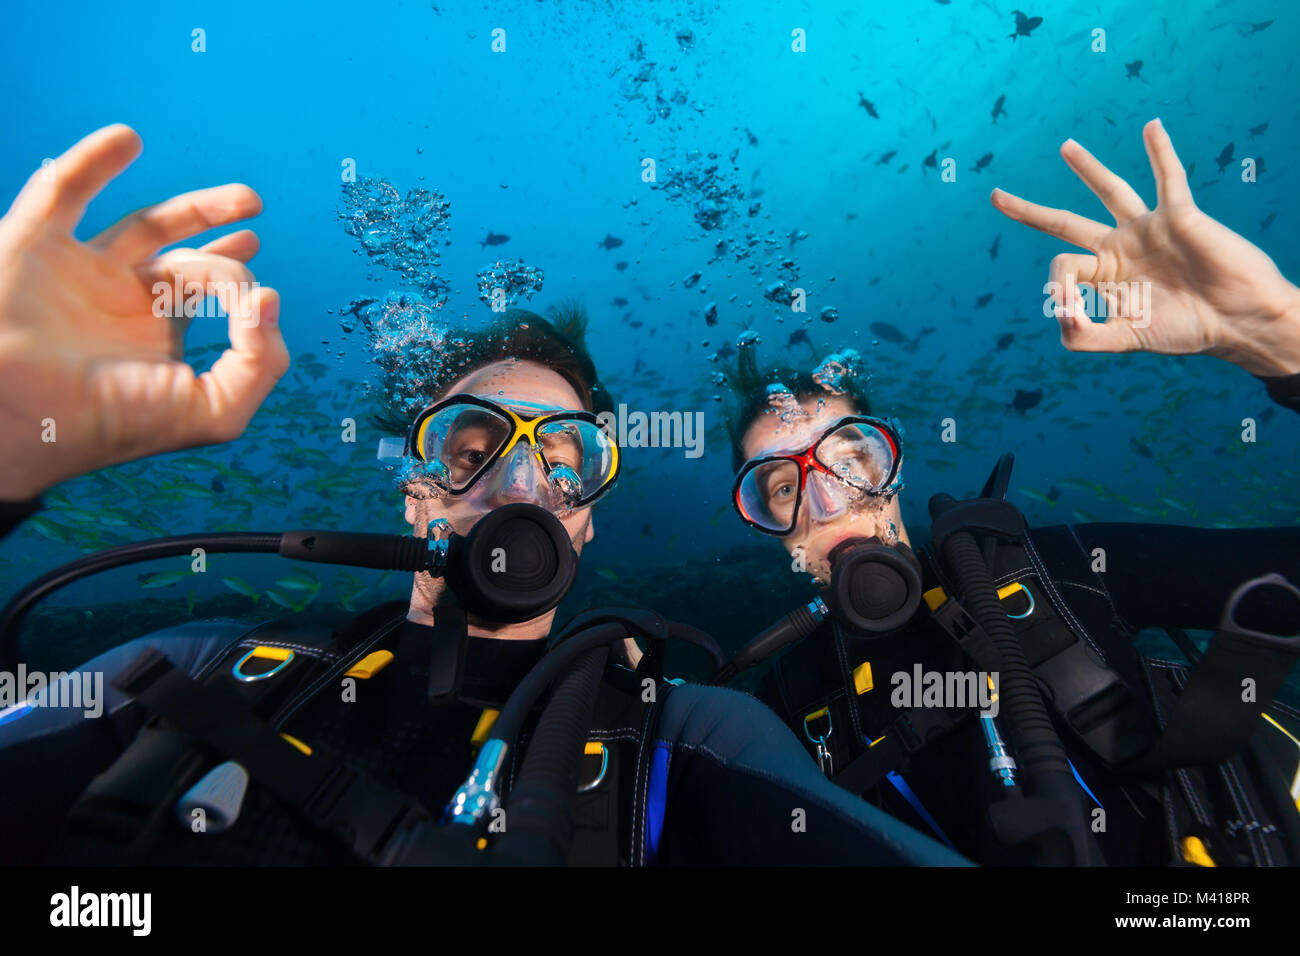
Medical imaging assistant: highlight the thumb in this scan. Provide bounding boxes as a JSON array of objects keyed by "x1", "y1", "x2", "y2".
[{"x1": 186, "y1": 284, "x2": 289, "y2": 445}]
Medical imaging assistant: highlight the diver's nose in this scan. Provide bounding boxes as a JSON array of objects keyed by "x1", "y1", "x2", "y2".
[
  {"x1": 495, "y1": 442, "x2": 540, "y2": 502},
  {"x1": 805, "y1": 470, "x2": 850, "y2": 524}
]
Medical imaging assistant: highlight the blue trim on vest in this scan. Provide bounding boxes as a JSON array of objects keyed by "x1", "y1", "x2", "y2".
[
  {"x1": 886, "y1": 770, "x2": 958, "y2": 852},
  {"x1": 1068, "y1": 759, "x2": 1104, "y2": 809},
  {"x1": 644, "y1": 741, "x2": 671, "y2": 864},
  {"x1": 0, "y1": 702, "x2": 32, "y2": 728}
]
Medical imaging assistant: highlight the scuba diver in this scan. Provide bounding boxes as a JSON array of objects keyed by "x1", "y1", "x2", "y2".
[
  {"x1": 715, "y1": 120, "x2": 1300, "y2": 867},
  {"x1": 0, "y1": 126, "x2": 962, "y2": 867}
]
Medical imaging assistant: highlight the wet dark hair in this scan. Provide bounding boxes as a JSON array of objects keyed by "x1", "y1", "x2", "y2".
[
  {"x1": 373, "y1": 299, "x2": 613, "y2": 434},
  {"x1": 726, "y1": 342, "x2": 872, "y2": 471}
]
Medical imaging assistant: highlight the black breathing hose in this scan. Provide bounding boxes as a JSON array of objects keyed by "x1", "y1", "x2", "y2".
[
  {"x1": 932, "y1": 504, "x2": 1073, "y2": 780},
  {"x1": 497, "y1": 646, "x2": 610, "y2": 864},
  {"x1": 0, "y1": 530, "x2": 432, "y2": 670},
  {"x1": 488, "y1": 622, "x2": 628, "y2": 746},
  {"x1": 930, "y1": 493, "x2": 1096, "y2": 865}
]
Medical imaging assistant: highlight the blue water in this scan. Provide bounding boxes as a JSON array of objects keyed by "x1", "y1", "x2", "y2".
[{"x1": 1, "y1": 0, "x2": 1296, "y2": 641}]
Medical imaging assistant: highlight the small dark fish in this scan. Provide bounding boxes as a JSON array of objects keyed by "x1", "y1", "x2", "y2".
[
  {"x1": 1254, "y1": 156, "x2": 1266, "y2": 175},
  {"x1": 1125, "y1": 59, "x2": 1143, "y2": 79},
  {"x1": 975, "y1": 293, "x2": 993, "y2": 309},
  {"x1": 1103, "y1": 116, "x2": 1117, "y2": 127},
  {"x1": 628, "y1": 320, "x2": 644, "y2": 329},
  {"x1": 991, "y1": 94, "x2": 1006, "y2": 124},
  {"x1": 869, "y1": 322, "x2": 907, "y2": 343},
  {"x1": 970, "y1": 153, "x2": 993, "y2": 173},
  {"x1": 788, "y1": 328, "x2": 812, "y2": 349},
  {"x1": 743, "y1": 128, "x2": 759, "y2": 146},
  {"x1": 612, "y1": 297, "x2": 629, "y2": 308},
  {"x1": 1010, "y1": 388, "x2": 1042, "y2": 414},
  {"x1": 876, "y1": 150, "x2": 897, "y2": 165},
  {"x1": 922, "y1": 149, "x2": 938, "y2": 176},
  {"x1": 479, "y1": 231, "x2": 509, "y2": 249},
  {"x1": 989, "y1": 234, "x2": 1001, "y2": 260},
  {"x1": 1047, "y1": 486, "x2": 1061, "y2": 502},
  {"x1": 1009, "y1": 9, "x2": 1043, "y2": 40},
  {"x1": 1245, "y1": 20, "x2": 1272, "y2": 35},
  {"x1": 857, "y1": 93, "x2": 879, "y2": 119},
  {"x1": 1130, "y1": 438, "x2": 1154, "y2": 459},
  {"x1": 996, "y1": 332, "x2": 1015, "y2": 351},
  {"x1": 1261, "y1": 211, "x2": 1276, "y2": 232},
  {"x1": 210, "y1": 477, "x2": 225, "y2": 493},
  {"x1": 1259, "y1": 407, "x2": 1275, "y2": 424},
  {"x1": 615, "y1": 261, "x2": 629, "y2": 271},
  {"x1": 598, "y1": 234, "x2": 624, "y2": 250},
  {"x1": 715, "y1": 343, "x2": 736, "y2": 360},
  {"x1": 1249, "y1": 121, "x2": 1268, "y2": 139},
  {"x1": 1215, "y1": 143, "x2": 1234, "y2": 174},
  {"x1": 641, "y1": 523, "x2": 654, "y2": 537}
]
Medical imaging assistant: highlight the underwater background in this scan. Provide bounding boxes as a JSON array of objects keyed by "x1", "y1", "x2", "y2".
[{"x1": 0, "y1": 0, "x2": 1296, "y2": 678}]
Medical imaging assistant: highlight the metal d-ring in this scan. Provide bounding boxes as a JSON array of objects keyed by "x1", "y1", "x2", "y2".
[
  {"x1": 232, "y1": 647, "x2": 295, "y2": 682},
  {"x1": 577, "y1": 742, "x2": 609, "y2": 793},
  {"x1": 1004, "y1": 583, "x2": 1035, "y2": 620}
]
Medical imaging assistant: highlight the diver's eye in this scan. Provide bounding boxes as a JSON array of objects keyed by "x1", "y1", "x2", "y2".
[
  {"x1": 773, "y1": 482, "x2": 796, "y2": 500},
  {"x1": 539, "y1": 428, "x2": 583, "y2": 471}
]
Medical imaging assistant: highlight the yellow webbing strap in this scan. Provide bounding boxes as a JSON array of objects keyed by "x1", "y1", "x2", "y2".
[{"x1": 471, "y1": 708, "x2": 500, "y2": 748}]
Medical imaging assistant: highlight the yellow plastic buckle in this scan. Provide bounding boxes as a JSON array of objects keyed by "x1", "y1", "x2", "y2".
[
  {"x1": 852, "y1": 661, "x2": 874, "y2": 695},
  {"x1": 344, "y1": 650, "x2": 394, "y2": 680}
]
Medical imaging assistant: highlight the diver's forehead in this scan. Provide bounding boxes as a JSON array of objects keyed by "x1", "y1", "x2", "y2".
[
  {"x1": 471, "y1": 394, "x2": 566, "y2": 414},
  {"x1": 444, "y1": 359, "x2": 584, "y2": 413},
  {"x1": 745, "y1": 397, "x2": 853, "y2": 457}
]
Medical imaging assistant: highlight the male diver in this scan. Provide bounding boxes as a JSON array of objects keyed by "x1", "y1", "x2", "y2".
[
  {"x1": 0, "y1": 126, "x2": 962, "y2": 867},
  {"x1": 720, "y1": 120, "x2": 1300, "y2": 866}
]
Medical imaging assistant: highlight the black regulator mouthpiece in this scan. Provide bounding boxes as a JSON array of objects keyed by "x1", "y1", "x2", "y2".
[
  {"x1": 439, "y1": 503, "x2": 579, "y2": 623},
  {"x1": 713, "y1": 536, "x2": 924, "y2": 683},
  {"x1": 825, "y1": 537, "x2": 924, "y2": 634}
]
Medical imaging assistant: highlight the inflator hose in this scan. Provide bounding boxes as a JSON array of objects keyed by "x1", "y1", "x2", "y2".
[
  {"x1": 497, "y1": 646, "x2": 610, "y2": 864},
  {"x1": 930, "y1": 493, "x2": 1097, "y2": 865}
]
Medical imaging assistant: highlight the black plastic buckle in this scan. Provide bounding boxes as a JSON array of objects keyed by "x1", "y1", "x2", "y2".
[{"x1": 891, "y1": 714, "x2": 924, "y2": 753}]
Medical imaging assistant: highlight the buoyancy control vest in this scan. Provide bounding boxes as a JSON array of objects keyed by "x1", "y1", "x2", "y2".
[
  {"x1": 46, "y1": 601, "x2": 677, "y2": 867},
  {"x1": 762, "y1": 456, "x2": 1300, "y2": 866}
]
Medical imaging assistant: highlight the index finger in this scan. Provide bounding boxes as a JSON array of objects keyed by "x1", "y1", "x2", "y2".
[
  {"x1": 990, "y1": 188, "x2": 1111, "y2": 252},
  {"x1": 7, "y1": 125, "x2": 143, "y2": 233}
]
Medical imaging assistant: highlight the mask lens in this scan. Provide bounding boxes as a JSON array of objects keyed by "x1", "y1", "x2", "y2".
[
  {"x1": 738, "y1": 459, "x2": 801, "y2": 533},
  {"x1": 416, "y1": 404, "x2": 514, "y2": 491},
  {"x1": 815, "y1": 422, "x2": 896, "y2": 491},
  {"x1": 538, "y1": 418, "x2": 616, "y2": 503}
]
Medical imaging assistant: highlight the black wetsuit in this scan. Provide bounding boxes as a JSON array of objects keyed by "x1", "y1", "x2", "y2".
[
  {"x1": 0, "y1": 604, "x2": 966, "y2": 866},
  {"x1": 759, "y1": 522, "x2": 1300, "y2": 865}
]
